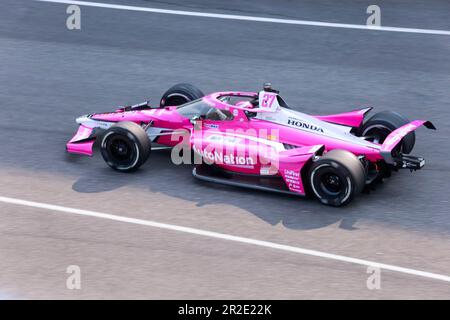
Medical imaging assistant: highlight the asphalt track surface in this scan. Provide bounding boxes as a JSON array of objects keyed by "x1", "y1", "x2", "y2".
[{"x1": 0, "y1": 0, "x2": 449, "y2": 299}]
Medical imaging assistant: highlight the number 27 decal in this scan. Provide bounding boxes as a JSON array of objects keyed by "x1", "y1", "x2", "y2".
[{"x1": 261, "y1": 93, "x2": 276, "y2": 109}]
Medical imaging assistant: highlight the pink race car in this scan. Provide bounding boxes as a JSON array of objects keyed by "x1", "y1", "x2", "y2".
[{"x1": 67, "y1": 83, "x2": 435, "y2": 206}]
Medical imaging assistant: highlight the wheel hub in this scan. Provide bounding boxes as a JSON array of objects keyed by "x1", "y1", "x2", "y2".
[
  {"x1": 321, "y1": 173, "x2": 343, "y2": 195},
  {"x1": 110, "y1": 138, "x2": 131, "y2": 160}
]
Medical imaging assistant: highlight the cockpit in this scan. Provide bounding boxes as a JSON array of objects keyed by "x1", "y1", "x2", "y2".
[
  {"x1": 176, "y1": 99, "x2": 234, "y2": 120},
  {"x1": 175, "y1": 83, "x2": 290, "y2": 121}
]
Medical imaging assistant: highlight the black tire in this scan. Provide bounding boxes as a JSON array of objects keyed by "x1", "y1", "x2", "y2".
[
  {"x1": 160, "y1": 83, "x2": 204, "y2": 108},
  {"x1": 360, "y1": 111, "x2": 415, "y2": 154},
  {"x1": 100, "y1": 121, "x2": 150, "y2": 172},
  {"x1": 308, "y1": 149, "x2": 366, "y2": 207}
]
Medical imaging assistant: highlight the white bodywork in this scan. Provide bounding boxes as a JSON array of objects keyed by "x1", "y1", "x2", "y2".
[{"x1": 252, "y1": 92, "x2": 380, "y2": 149}]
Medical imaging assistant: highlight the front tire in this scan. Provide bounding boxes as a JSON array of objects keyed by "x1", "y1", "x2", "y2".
[
  {"x1": 101, "y1": 122, "x2": 150, "y2": 172},
  {"x1": 308, "y1": 149, "x2": 366, "y2": 207},
  {"x1": 160, "y1": 83, "x2": 204, "y2": 108}
]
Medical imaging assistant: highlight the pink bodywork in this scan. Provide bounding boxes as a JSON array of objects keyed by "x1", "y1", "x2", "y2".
[
  {"x1": 380, "y1": 120, "x2": 428, "y2": 153},
  {"x1": 66, "y1": 125, "x2": 95, "y2": 156},
  {"x1": 314, "y1": 107, "x2": 372, "y2": 128},
  {"x1": 67, "y1": 91, "x2": 431, "y2": 195}
]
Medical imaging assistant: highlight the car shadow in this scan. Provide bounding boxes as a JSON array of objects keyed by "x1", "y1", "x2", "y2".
[{"x1": 70, "y1": 149, "x2": 382, "y2": 231}]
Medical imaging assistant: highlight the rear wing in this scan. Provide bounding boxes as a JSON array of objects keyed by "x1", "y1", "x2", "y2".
[{"x1": 380, "y1": 120, "x2": 436, "y2": 164}]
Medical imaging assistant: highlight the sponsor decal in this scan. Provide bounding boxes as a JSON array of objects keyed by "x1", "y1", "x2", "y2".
[
  {"x1": 287, "y1": 117, "x2": 324, "y2": 133},
  {"x1": 193, "y1": 145, "x2": 254, "y2": 166},
  {"x1": 260, "y1": 166, "x2": 277, "y2": 175},
  {"x1": 205, "y1": 123, "x2": 219, "y2": 129},
  {"x1": 283, "y1": 169, "x2": 302, "y2": 192},
  {"x1": 205, "y1": 134, "x2": 241, "y2": 145}
]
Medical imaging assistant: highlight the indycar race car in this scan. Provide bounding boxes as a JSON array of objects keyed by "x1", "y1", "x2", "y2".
[{"x1": 66, "y1": 83, "x2": 435, "y2": 206}]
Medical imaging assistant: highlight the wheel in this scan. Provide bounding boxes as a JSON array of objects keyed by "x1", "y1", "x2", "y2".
[
  {"x1": 100, "y1": 121, "x2": 150, "y2": 172},
  {"x1": 308, "y1": 149, "x2": 366, "y2": 207},
  {"x1": 160, "y1": 83, "x2": 204, "y2": 108},
  {"x1": 359, "y1": 111, "x2": 415, "y2": 154}
]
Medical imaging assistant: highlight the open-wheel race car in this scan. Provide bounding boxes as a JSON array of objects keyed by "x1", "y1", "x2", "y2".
[{"x1": 66, "y1": 83, "x2": 435, "y2": 206}]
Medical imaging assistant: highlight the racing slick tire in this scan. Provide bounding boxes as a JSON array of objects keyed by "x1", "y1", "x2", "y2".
[
  {"x1": 100, "y1": 121, "x2": 151, "y2": 172},
  {"x1": 160, "y1": 83, "x2": 204, "y2": 108},
  {"x1": 360, "y1": 111, "x2": 415, "y2": 154},
  {"x1": 308, "y1": 149, "x2": 366, "y2": 207}
]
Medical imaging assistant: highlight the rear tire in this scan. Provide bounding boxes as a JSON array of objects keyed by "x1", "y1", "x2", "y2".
[
  {"x1": 101, "y1": 122, "x2": 150, "y2": 172},
  {"x1": 308, "y1": 149, "x2": 366, "y2": 207},
  {"x1": 160, "y1": 83, "x2": 204, "y2": 108},
  {"x1": 360, "y1": 111, "x2": 415, "y2": 154}
]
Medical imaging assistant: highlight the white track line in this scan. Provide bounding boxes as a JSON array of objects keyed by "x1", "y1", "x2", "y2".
[
  {"x1": 36, "y1": 0, "x2": 450, "y2": 36},
  {"x1": 1, "y1": 195, "x2": 450, "y2": 283}
]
